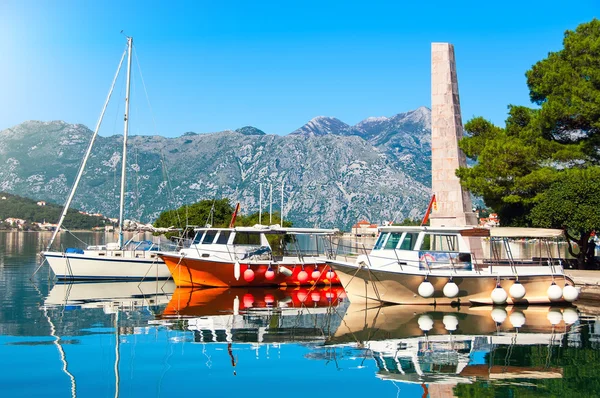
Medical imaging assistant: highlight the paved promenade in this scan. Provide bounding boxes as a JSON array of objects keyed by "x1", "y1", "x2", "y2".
[
  {"x1": 566, "y1": 270, "x2": 600, "y2": 286},
  {"x1": 565, "y1": 270, "x2": 600, "y2": 313}
]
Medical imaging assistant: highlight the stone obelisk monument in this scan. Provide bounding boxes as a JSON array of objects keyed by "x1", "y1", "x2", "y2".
[{"x1": 430, "y1": 43, "x2": 478, "y2": 228}]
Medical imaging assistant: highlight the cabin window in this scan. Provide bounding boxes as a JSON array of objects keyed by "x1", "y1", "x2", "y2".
[
  {"x1": 201, "y1": 230, "x2": 218, "y2": 244},
  {"x1": 193, "y1": 231, "x2": 204, "y2": 244},
  {"x1": 419, "y1": 234, "x2": 458, "y2": 252},
  {"x1": 216, "y1": 231, "x2": 231, "y2": 244},
  {"x1": 373, "y1": 233, "x2": 389, "y2": 250},
  {"x1": 399, "y1": 233, "x2": 418, "y2": 250},
  {"x1": 384, "y1": 233, "x2": 402, "y2": 249},
  {"x1": 419, "y1": 234, "x2": 432, "y2": 251},
  {"x1": 431, "y1": 234, "x2": 459, "y2": 252},
  {"x1": 233, "y1": 232, "x2": 261, "y2": 245}
]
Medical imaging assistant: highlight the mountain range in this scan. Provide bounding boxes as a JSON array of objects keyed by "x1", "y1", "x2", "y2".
[{"x1": 0, "y1": 107, "x2": 433, "y2": 230}]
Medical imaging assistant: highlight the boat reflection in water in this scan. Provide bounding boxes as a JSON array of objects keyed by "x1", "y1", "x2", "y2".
[
  {"x1": 45, "y1": 280, "x2": 176, "y2": 311},
  {"x1": 320, "y1": 303, "x2": 580, "y2": 395},
  {"x1": 156, "y1": 286, "x2": 347, "y2": 344}
]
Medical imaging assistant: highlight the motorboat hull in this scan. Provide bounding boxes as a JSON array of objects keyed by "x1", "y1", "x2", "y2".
[
  {"x1": 160, "y1": 253, "x2": 340, "y2": 287},
  {"x1": 43, "y1": 250, "x2": 171, "y2": 280},
  {"x1": 329, "y1": 260, "x2": 576, "y2": 305}
]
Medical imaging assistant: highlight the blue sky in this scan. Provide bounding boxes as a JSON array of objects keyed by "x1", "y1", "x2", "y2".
[{"x1": 0, "y1": 1, "x2": 597, "y2": 137}]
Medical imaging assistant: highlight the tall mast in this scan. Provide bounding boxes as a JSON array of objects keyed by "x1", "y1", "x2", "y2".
[
  {"x1": 46, "y1": 47, "x2": 127, "y2": 251},
  {"x1": 269, "y1": 183, "x2": 272, "y2": 224},
  {"x1": 280, "y1": 181, "x2": 284, "y2": 225},
  {"x1": 118, "y1": 36, "x2": 133, "y2": 249},
  {"x1": 259, "y1": 183, "x2": 262, "y2": 225}
]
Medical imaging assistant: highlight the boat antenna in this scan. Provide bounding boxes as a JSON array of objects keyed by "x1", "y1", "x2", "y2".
[
  {"x1": 46, "y1": 44, "x2": 128, "y2": 251},
  {"x1": 118, "y1": 36, "x2": 133, "y2": 249}
]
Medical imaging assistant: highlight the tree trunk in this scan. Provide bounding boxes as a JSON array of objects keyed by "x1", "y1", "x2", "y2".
[{"x1": 564, "y1": 229, "x2": 591, "y2": 270}]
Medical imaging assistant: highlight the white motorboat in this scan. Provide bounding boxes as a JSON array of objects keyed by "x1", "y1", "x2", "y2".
[{"x1": 327, "y1": 226, "x2": 579, "y2": 305}]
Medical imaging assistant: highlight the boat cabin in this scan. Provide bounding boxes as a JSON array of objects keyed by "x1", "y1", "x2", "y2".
[
  {"x1": 185, "y1": 225, "x2": 335, "y2": 262},
  {"x1": 371, "y1": 226, "x2": 478, "y2": 271}
]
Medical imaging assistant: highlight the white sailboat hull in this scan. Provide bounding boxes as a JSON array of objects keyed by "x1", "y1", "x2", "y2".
[{"x1": 43, "y1": 250, "x2": 171, "y2": 280}]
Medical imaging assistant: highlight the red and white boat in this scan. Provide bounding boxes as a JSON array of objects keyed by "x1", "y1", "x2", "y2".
[{"x1": 159, "y1": 225, "x2": 341, "y2": 287}]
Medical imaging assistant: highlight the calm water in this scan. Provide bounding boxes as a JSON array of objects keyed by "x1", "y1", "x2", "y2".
[{"x1": 2, "y1": 231, "x2": 600, "y2": 397}]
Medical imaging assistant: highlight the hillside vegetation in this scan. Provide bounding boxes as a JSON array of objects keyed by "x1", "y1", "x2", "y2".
[{"x1": 0, "y1": 192, "x2": 108, "y2": 230}]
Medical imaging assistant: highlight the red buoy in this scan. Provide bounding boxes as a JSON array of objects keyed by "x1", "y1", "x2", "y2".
[
  {"x1": 297, "y1": 270, "x2": 309, "y2": 283},
  {"x1": 244, "y1": 268, "x2": 255, "y2": 282},
  {"x1": 311, "y1": 291, "x2": 321, "y2": 302},
  {"x1": 311, "y1": 268, "x2": 321, "y2": 280},
  {"x1": 264, "y1": 293, "x2": 275, "y2": 305},
  {"x1": 296, "y1": 289, "x2": 309, "y2": 303},
  {"x1": 243, "y1": 293, "x2": 254, "y2": 308},
  {"x1": 265, "y1": 268, "x2": 275, "y2": 280}
]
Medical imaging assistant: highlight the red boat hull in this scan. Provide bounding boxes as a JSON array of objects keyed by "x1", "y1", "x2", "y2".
[
  {"x1": 161, "y1": 285, "x2": 347, "y2": 317},
  {"x1": 160, "y1": 253, "x2": 341, "y2": 287}
]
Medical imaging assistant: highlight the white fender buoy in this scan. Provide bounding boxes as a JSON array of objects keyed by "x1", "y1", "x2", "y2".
[
  {"x1": 509, "y1": 311, "x2": 526, "y2": 328},
  {"x1": 233, "y1": 295, "x2": 240, "y2": 316},
  {"x1": 509, "y1": 281, "x2": 526, "y2": 300},
  {"x1": 562, "y1": 284, "x2": 579, "y2": 302},
  {"x1": 278, "y1": 266, "x2": 293, "y2": 277},
  {"x1": 491, "y1": 284, "x2": 508, "y2": 305},
  {"x1": 562, "y1": 308, "x2": 579, "y2": 325},
  {"x1": 547, "y1": 282, "x2": 563, "y2": 301},
  {"x1": 443, "y1": 280, "x2": 459, "y2": 298},
  {"x1": 234, "y1": 261, "x2": 241, "y2": 280},
  {"x1": 443, "y1": 314, "x2": 459, "y2": 331},
  {"x1": 418, "y1": 314, "x2": 434, "y2": 332},
  {"x1": 547, "y1": 309, "x2": 563, "y2": 326},
  {"x1": 418, "y1": 279, "x2": 435, "y2": 298},
  {"x1": 491, "y1": 308, "x2": 507, "y2": 324}
]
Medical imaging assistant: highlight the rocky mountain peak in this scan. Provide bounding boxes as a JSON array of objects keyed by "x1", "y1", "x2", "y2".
[
  {"x1": 290, "y1": 116, "x2": 352, "y2": 136},
  {"x1": 235, "y1": 126, "x2": 266, "y2": 136}
]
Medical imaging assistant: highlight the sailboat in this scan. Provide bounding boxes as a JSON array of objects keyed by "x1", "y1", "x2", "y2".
[{"x1": 42, "y1": 37, "x2": 173, "y2": 280}]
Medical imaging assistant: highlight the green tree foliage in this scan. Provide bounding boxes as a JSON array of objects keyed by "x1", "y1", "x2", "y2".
[
  {"x1": 153, "y1": 198, "x2": 293, "y2": 243},
  {"x1": 396, "y1": 218, "x2": 421, "y2": 226},
  {"x1": 0, "y1": 192, "x2": 107, "y2": 230},
  {"x1": 234, "y1": 211, "x2": 292, "y2": 228},
  {"x1": 456, "y1": 19, "x2": 600, "y2": 268},
  {"x1": 530, "y1": 167, "x2": 600, "y2": 268},
  {"x1": 526, "y1": 19, "x2": 600, "y2": 159},
  {"x1": 454, "y1": 326, "x2": 600, "y2": 397},
  {"x1": 153, "y1": 198, "x2": 234, "y2": 230}
]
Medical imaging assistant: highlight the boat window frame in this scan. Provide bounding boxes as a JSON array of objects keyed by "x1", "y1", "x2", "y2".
[
  {"x1": 233, "y1": 231, "x2": 262, "y2": 246},
  {"x1": 373, "y1": 232, "x2": 389, "y2": 250},
  {"x1": 201, "y1": 230, "x2": 218, "y2": 244},
  {"x1": 417, "y1": 233, "x2": 460, "y2": 252},
  {"x1": 384, "y1": 232, "x2": 403, "y2": 250},
  {"x1": 216, "y1": 231, "x2": 231, "y2": 245},
  {"x1": 398, "y1": 232, "x2": 419, "y2": 251},
  {"x1": 192, "y1": 231, "x2": 205, "y2": 244}
]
